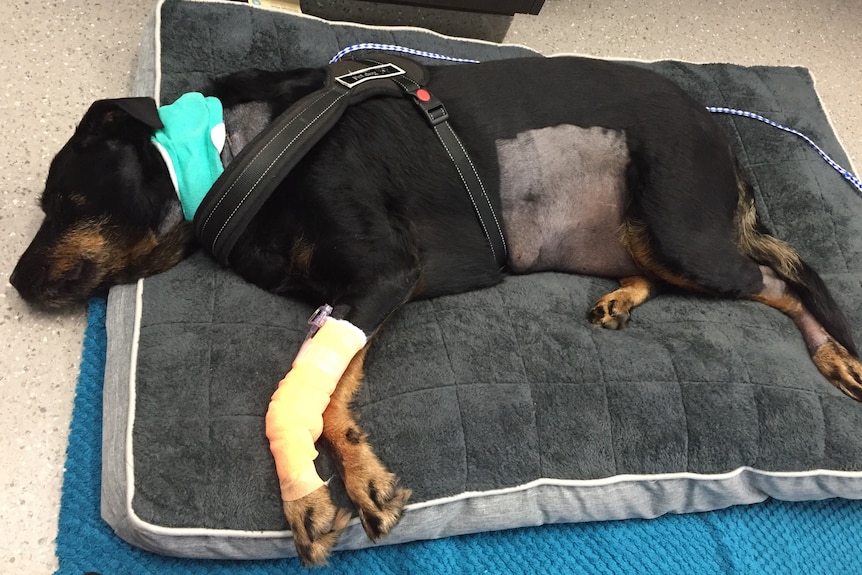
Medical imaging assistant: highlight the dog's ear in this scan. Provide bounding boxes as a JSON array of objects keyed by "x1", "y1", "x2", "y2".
[
  {"x1": 111, "y1": 97, "x2": 164, "y2": 129},
  {"x1": 73, "y1": 97, "x2": 163, "y2": 149}
]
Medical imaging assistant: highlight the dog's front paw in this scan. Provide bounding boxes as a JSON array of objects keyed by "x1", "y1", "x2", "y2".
[
  {"x1": 813, "y1": 337, "x2": 862, "y2": 402},
  {"x1": 283, "y1": 486, "x2": 351, "y2": 566},
  {"x1": 589, "y1": 296, "x2": 631, "y2": 330},
  {"x1": 361, "y1": 474, "x2": 411, "y2": 541},
  {"x1": 343, "y1": 464, "x2": 410, "y2": 541}
]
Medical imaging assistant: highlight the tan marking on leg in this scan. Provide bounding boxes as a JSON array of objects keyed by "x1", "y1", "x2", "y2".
[
  {"x1": 734, "y1": 190, "x2": 801, "y2": 280},
  {"x1": 750, "y1": 292, "x2": 804, "y2": 316},
  {"x1": 619, "y1": 220, "x2": 708, "y2": 293},
  {"x1": 589, "y1": 275, "x2": 657, "y2": 329},
  {"x1": 290, "y1": 237, "x2": 315, "y2": 277},
  {"x1": 320, "y1": 346, "x2": 410, "y2": 541}
]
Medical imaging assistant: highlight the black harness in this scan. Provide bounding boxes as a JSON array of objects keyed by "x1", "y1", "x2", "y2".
[{"x1": 193, "y1": 55, "x2": 508, "y2": 269}]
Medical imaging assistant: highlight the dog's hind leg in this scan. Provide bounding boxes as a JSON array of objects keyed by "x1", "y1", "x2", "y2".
[
  {"x1": 752, "y1": 265, "x2": 862, "y2": 400},
  {"x1": 732, "y1": 175, "x2": 862, "y2": 399},
  {"x1": 622, "y1": 156, "x2": 862, "y2": 399},
  {"x1": 589, "y1": 276, "x2": 659, "y2": 329},
  {"x1": 625, "y1": 214, "x2": 862, "y2": 399}
]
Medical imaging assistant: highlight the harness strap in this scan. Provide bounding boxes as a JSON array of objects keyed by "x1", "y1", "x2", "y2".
[
  {"x1": 194, "y1": 55, "x2": 507, "y2": 269},
  {"x1": 391, "y1": 73, "x2": 508, "y2": 269},
  {"x1": 194, "y1": 59, "x2": 404, "y2": 263}
]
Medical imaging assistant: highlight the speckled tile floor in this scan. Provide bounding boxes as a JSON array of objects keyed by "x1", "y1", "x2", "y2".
[{"x1": 1, "y1": 0, "x2": 859, "y2": 572}]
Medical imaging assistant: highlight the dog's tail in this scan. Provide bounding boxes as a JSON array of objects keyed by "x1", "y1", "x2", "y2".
[{"x1": 734, "y1": 173, "x2": 858, "y2": 357}]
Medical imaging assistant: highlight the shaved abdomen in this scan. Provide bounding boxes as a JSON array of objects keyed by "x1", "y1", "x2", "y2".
[{"x1": 497, "y1": 124, "x2": 638, "y2": 278}]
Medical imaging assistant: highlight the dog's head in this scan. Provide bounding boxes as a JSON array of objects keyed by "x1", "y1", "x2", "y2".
[{"x1": 10, "y1": 97, "x2": 194, "y2": 308}]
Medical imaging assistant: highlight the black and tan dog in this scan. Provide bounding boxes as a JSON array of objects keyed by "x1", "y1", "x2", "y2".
[{"x1": 11, "y1": 55, "x2": 862, "y2": 564}]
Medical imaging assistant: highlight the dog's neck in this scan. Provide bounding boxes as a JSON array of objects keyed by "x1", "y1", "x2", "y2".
[{"x1": 150, "y1": 92, "x2": 226, "y2": 221}]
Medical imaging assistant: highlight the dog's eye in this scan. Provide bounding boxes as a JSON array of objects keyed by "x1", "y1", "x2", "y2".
[
  {"x1": 40, "y1": 191, "x2": 89, "y2": 224},
  {"x1": 65, "y1": 259, "x2": 87, "y2": 282},
  {"x1": 68, "y1": 194, "x2": 88, "y2": 208},
  {"x1": 56, "y1": 258, "x2": 95, "y2": 289}
]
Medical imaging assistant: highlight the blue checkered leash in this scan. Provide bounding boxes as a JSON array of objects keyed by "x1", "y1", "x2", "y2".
[
  {"x1": 332, "y1": 44, "x2": 862, "y2": 197},
  {"x1": 705, "y1": 107, "x2": 862, "y2": 194},
  {"x1": 330, "y1": 43, "x2": 480, "y2": 65}
]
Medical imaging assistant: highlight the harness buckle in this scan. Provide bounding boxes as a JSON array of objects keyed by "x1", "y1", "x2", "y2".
[{"x1": 410, "y1": 88, "x2": 449, "y2": 126}]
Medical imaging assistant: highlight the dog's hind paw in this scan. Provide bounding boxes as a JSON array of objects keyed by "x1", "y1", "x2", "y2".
[
  {"x1": 813, "y1": 337, "x2": 862, "y2": 402},
  {"x1": 589, "y1": 297, "x2": 631, "y2": 330},
  {"x1": 589, "y1": 276, "x2": 656, "y2": 330},
  {"x1": 283, "y1": 486, "x2": 351, "y2": 566}
]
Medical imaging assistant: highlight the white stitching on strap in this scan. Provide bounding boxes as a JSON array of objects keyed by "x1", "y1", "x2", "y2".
[
  {"x1": 201, "y1": 89, "x2": 338, "y2": 240},
  {"x1": 440, "y1": 122, "x2": 507, "y2": 257},
  {"x1": 208, "y1": 90, "x2": 350, "y2": 252},
  {"x1": 433, "y1": 124, "x2": 497, "y2": 264}
]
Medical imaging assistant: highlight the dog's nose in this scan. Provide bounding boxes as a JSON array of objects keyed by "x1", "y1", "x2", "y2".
[
  {"x1": 9, "y1": 254, "x2": 47, "y2": 303},
  {"x1": 9, "y1": 261, "x2": 35, "y2": 300}
]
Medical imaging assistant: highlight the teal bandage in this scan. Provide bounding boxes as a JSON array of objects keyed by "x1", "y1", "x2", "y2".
[{"x1": 151, "y1": 92, "x2": 225, "y2": 220}]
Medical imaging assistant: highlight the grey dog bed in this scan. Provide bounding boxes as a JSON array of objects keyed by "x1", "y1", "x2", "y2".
[{"x1": 100, "y1": 0, "x2": 862, "y2": 560}]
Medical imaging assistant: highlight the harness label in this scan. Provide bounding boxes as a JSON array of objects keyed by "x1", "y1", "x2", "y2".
[{"x1": 335, "y1": 63, "x2": 406, "y2": 89}]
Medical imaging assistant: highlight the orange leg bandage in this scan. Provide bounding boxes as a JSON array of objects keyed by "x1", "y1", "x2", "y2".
[{"x1": 265, "y1": 317, "x2": 367, "y2": 502}]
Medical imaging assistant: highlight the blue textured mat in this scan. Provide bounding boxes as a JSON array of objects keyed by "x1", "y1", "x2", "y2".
[{"x1": 55, "y1": 298, "x2": 862, "y2": 574}]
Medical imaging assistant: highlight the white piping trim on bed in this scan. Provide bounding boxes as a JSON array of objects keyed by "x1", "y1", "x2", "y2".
[
  {"x1": 809, "y1": 69, "x2": 859, "y2": 176},
  {"x1": 153, "y1": 0, "x2": 165, "y2": 106},
  {"x1": 124, "y1": 278, "x2": 145, "y2": 530},
  {"x1": 122, "y1": 463, "x2": 862, "y2": 541}
]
